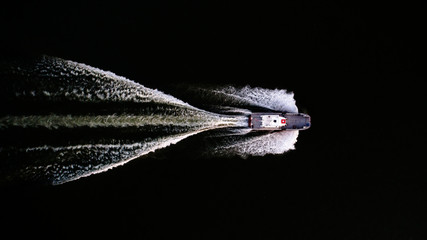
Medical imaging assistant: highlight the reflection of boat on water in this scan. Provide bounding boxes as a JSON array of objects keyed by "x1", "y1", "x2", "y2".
[{"x1": 249, "y1": 112, "x2": 311, "y2": 131}]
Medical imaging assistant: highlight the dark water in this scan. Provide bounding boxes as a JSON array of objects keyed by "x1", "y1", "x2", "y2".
[{"x1": 1, "y1": 2, "x2": 425, "y2": 239}]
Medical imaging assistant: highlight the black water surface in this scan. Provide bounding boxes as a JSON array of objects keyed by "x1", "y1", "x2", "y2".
[{"x1": 1, "y1": 1, "x2": 425, "y2": 239}]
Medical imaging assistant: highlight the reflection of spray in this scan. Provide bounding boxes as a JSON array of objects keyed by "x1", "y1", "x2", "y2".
[{"x1": 0, "y1": 56, "x2": 301, "y2": 185}]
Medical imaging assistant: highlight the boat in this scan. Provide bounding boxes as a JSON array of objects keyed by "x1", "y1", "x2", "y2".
[{"x1": 249, "y1": 112, "x2": 311, "y2": 131}]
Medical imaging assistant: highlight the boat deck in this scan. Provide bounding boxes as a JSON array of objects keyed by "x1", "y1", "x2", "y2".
[{"x1": 250, "y1": 113, "x2": 311, "y2": 130}]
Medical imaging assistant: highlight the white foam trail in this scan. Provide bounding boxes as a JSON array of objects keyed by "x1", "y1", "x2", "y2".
[
  {"x1": 215, "y1": 106, "x2": 253, "y2": 115},
  {"x1": 212, "y1": 130, "x2": 299, "y2": 158},
  {"x1": 0, "y1": 113, "x2": 238, "y2": 129},
  {"x1": 14, "y1": 56, "x2": 196, "y2": 109},
  {"x1": 21, "y1": 128, "x2": 216, "y2": 185},
  {"x1": 208, "y1": 86, "x2": 298, "y2": 113}
]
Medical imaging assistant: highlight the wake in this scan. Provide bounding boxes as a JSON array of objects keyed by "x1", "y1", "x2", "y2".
[{"x1": 0, "y1": 56, "x2": 300, "y2": 185}]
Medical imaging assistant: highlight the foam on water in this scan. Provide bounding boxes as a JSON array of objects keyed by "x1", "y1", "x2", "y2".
[
  {"x1": 0, "y1": 113, "x2": 237, "y2": 129},
  {"x1": 180, "y1": 85, "x2": 298, "y2": 113},
  {"x1": 21, "y1": 129, "x2": 213, "y2": 185},
  {"x1": 210, "y1": 86, "x2": 298, "y2": 113},
  {"x1": 206, "y1": 129, "x2": 299, "y2": 158},
  {"x1": 9, "y1": 56, "x2": 193, "y2": 108}
]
